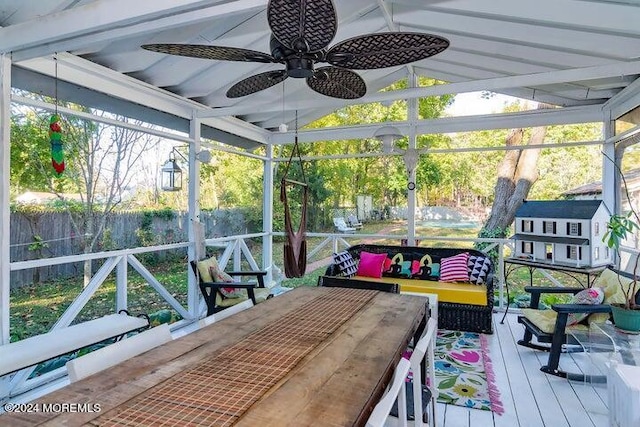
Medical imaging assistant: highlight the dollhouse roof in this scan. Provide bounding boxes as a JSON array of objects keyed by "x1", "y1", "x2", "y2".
[{"x1": 515, "y1": 200, "x2": 607, "y2": 220}]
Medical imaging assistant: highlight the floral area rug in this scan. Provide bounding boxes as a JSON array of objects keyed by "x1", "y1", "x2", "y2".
[{"x1": 435, "y1": 330, "x2": 504, "y2": 414}]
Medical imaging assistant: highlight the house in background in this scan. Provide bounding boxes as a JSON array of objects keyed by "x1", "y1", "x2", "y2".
[
  {"x1": 511, "y1": 200, "x2": 612, "y2": 268},
  {"x1": 563, "y1": 168, "x2": 640, "y2": 249}
]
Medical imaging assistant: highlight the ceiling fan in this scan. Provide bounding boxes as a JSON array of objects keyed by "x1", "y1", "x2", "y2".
[{"x1": 142, "y1": 0, "x2": 449, "y2": 100}]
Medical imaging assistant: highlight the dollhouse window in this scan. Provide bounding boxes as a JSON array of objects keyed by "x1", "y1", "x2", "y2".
[
  {"x1": 594, "y1": 222, "x2": 600, "y2": 236},
  {"x1": 567, "y1": 246, "x2": 582, "y2": 260},
  {"x1": 594, "y1": 247, "x2": 600, "y2": 260},
  {"x1": 543, "y1": 221, "x2": 556, "y2": 234},
  {"x1": 522, "y1": 241, "x2": 533, "y2": 254},
  {"x1": 568, "y1": 222, "x2": 581, "y2": 236},
  {"x1": 522, "y1": 220, "x2": 533, "y2": 232}
]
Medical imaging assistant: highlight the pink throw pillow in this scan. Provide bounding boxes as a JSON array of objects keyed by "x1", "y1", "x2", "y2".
[
  {"x1": 440, "y1": 252, "x2": 470, "y2": 282},
  {"x1": 357, "y1": 251, "x2": 387, "y2": 279}
]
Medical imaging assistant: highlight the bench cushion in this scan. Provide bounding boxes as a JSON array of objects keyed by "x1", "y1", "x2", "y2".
[
  {"x1": 350, "y1": 275, "x2": 488, "y2": 306},
  {"x1": 0, "y1": 313, "x2": 148, "y2": 377}
]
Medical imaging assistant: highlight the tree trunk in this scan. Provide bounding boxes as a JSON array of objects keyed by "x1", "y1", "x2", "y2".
[{"x1": 482, "y1": 103, "x2": 552, "y2": 237}]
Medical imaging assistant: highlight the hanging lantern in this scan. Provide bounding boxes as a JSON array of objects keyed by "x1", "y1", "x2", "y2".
[
  {"x1": 50, "y1": 114, "x2": 65, "y2": 176},
  {"x1": 161, "y1": 153, "x2": 183, "y2": 191}
]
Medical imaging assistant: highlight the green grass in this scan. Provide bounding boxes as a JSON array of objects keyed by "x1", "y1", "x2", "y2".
[{"x1": 10, "y1": 220, "x2": 486, "y2": 342}]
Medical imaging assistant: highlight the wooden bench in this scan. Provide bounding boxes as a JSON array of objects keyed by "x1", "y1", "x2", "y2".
[{"x1": 0, "y1": 311, "x2": 149, "y2": 378}]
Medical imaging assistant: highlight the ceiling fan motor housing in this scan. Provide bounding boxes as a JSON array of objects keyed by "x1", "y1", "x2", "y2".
[{"x1": 285, "y1": 57, "x2": 315, "y2": 78}]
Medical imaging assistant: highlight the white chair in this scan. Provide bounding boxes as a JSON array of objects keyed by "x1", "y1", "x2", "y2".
[
  {"x1": 65, "y1": 323, "x2": 172, "y2": 382},
  {"x1": 409, "y1": 318, "x2": 438, "y2": 427},
  {"x1": 333, "y1": 217, "x2": 356, "y2": 233},
  {"x1": 366, "y1": 358, "x2": 411, "y2": 427},
  {"x1": 198, "y1": 298, "x2": 254, "y2": 327},
  {"x1": 377, "y1": 318, "x2": 438, "y2": 427},
  {"x1": 347, "y1": 214, "x2": 363, "y2": 229}
]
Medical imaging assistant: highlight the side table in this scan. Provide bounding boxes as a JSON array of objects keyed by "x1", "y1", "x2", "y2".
[{"x1": 568, "y1": 322, "x2": 640, "y2": 383}]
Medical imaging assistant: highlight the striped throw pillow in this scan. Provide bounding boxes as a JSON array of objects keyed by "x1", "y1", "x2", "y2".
[{"x1": 440, "y1": 252, "x2": 470, "y2": 282}]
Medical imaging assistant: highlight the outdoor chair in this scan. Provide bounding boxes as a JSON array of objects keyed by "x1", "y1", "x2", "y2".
[
  {"x1": 333, "y1": 217, "x2": 357, "y2": 233},
  {"x1": 347, "y1": 214, "x2": 363, "y2": 229},
  {"x1": 366, "y1": 358, "x2": 411, "y2": 427},
  {"x1": 191, "y1": 256, "x2": 271, "y2": 316},
  {"x1": 517, "y1": 267, "x2": 638, "y2": 379},
  {"x1": 388, "y1": 317, "x2": 438, "y2": 426},
  {"x1": 66, "y1": 323, "x2": 172, "y2": 382}
]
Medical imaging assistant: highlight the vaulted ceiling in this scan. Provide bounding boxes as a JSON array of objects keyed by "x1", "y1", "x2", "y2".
[{"x1": 2, "y1": 0, "x2": 640, "y2": 150}]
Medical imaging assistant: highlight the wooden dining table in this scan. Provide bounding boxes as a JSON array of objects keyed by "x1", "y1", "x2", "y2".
[{"x1": 2, "y1": 286, "x2": 427, "y2": 427}]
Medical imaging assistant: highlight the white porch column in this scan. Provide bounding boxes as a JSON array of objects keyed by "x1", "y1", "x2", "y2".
[
  {"x1": 187, "y1": 113, "x2": 201, "y2": 319},
  {"x1": 602, "y1": 110, "x2": 617, "y2": 215},
  {"x1": 263, "y1": 143, "x2": 274, "y2": 285},
  {"x1": 0, "y1": 54, "x2": 10, "y2": 345},
  {"x1": 406, "y1": 73, "x2": 418, "y2": 245}
]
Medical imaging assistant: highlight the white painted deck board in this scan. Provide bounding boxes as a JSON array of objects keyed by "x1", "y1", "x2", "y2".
[{"x1": 436, "y1": 312, "x2": 612, "y2": 427}]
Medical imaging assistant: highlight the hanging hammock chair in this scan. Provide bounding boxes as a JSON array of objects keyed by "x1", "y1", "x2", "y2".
[{"x1": 280, "y1": 124, "x2": 308, "y2": 279}]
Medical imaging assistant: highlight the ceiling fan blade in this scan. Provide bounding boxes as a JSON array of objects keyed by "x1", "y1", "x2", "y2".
[
  {"x1": 142, "y1": 44, "x2": 276, "y2": 63},
  {"x1": 267, "y1": 0, "x2": 337, "y2": 53},
  {"x1": 306, "y1": 67, "x2": 366, "y2": 99},
  {"x1": 226, "y1": 70, "x2": 288, "y2": 98},
  {"x1": 326, "y1": 32, "x2": 449, "y2": 70}
]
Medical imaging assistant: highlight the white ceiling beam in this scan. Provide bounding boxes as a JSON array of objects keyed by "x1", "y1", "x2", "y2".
[
  {"x1": 391, "y1": 0, "x2": 640, "y2": 35},
  {"x1": 603, "y1": 76, "x2": 640, "y2": 119},
  {"x1": 1, "y1": 0, "x2": 268, "y2": 62},
  {"x1": 270, "y1": 104, "x2": 604, "y2": 144},
  {"x1": 201, "y1": 60, "x2": 640, "y2": 118},
  {"x1": 394, "y1": 8, "x2": 640, "y2": 59},
  {"x1": 18, "y1": 53, "x2": 270, "y2": 144}
]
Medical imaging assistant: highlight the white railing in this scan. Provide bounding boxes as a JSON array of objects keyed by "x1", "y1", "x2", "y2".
[
  {"x1": 619, "y1": 245, "x2": 640, "y2": 275},
  {"x1": 5, "y1": 230, "x2": 516, "y2": 402},
  {"x1": 4, "y1": 234, "x2": 268, "y2": 400}
]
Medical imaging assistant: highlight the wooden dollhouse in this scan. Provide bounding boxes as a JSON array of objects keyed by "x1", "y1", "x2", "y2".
[{"x1": 511, "y1": 200, "x2": 612, "y2": 268}]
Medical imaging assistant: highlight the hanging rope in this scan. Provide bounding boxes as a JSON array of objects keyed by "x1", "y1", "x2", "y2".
[
  {"x1": 281, "y1": 112, "x2": 309, "y2": 278},
  {"x1": 50, "y1": 54, "x2": 64, "y2": 176}
]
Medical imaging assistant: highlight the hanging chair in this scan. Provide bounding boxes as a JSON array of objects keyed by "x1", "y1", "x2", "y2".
[{"x1": 280, "y1": 121, "x2": 308, "y2": 278}]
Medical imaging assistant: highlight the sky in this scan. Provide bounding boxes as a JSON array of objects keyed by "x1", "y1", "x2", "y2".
[{"x1": 445, "y1": 92, "x2": 520, "y2": 117}]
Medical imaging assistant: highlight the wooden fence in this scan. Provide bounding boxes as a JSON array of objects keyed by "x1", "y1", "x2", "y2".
[{"x1": 9, "y1": 209, "x2": 251, "y2": 288}]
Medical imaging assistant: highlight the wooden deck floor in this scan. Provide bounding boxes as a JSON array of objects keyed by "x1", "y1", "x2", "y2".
[{"x1": 435, "y1": 312, "x2": 609, "y2": 427}]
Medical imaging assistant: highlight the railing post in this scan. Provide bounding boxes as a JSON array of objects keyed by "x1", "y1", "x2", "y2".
[
  {"x1": 263, "y1": 144, "x2": 274, "y2": 285},
  {"x1": 187, "y1": 113, "x2": 201, "y2": 320},
  {"x1": 116, "y1": 255, "x2": 128, "y2": 312},
  {"x1": 0, "y1": 54, "x2": 11, "y2": 346}
]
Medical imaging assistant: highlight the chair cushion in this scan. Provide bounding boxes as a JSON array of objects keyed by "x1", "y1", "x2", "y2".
[
  {"x1": 196, "y1": 256, "x2": 218, "y2": 282},
  {"x1": 357, "y1": 251, "x2": 387, "y2": 278},
  {"x1": 440, "y1": 252, "x2": 470, "y2": 282},
  {"x1": 521, "y1": 308, "x2": 589, "y2": 334},
  {"x1": 215, "y1": 293, "x2": 249, "y2": 307},
  {"x1": 352, "y1": 275, "x2": 488, "y2": 306},
  {"x1": 197, "y1": 256, "x2": 243, "y2": 298},
  {"x1": 333, "y1": 250, "x2": 358, "y2": 278},
  {"x1": 588, "y1": 269, "x2": 636, "y2": 324}
]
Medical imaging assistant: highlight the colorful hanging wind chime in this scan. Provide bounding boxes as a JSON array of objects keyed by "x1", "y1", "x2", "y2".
[{"x1": 50, "y1": 55, "x2": 64, "y2": 176}]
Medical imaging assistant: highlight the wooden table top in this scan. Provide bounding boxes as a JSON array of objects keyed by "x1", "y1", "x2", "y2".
[{"x1": 2, "y1": 286, "x2": 427, "y2": 427}]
